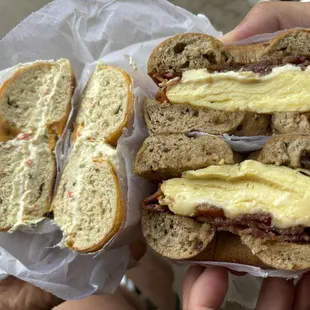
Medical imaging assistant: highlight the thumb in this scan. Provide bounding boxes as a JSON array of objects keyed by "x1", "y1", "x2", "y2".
[{"x1": 221, "y1": 2, "x2": 310, "y2": 45}]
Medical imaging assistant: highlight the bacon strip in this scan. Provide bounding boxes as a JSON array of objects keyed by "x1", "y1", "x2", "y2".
[
  {"x1": 143, "y1": 200, "x2": 310, "y2": 242},
  {"x1": 142, "y1": 189, "x2": 162, "y2": 206}
]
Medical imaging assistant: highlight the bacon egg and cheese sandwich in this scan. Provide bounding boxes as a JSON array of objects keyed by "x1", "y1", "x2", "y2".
[{"x1": 135, "y1": 29, "x2": 310, "y2": 270}]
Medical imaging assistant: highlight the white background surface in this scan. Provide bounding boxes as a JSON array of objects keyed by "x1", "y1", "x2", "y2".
[{"x1": 0, "y1": 0, "x2": 51, "y2": 38}]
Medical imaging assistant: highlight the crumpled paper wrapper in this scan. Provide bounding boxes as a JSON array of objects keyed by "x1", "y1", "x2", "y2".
[{"x1": 0, "y1": 0, "x2": 221, "y2": 301}]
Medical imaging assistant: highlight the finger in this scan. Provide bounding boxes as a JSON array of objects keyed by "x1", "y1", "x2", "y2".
[
  {"x1": 255, "y1": 277, "x2": 294, "y2": 310},
  {"x1": 221, "y1": 2, "x2": 310, "y2": 44},
  {"x1": 187, "y1": 267, "x2": 228, "y2": 310},
  {"x1": 183, "y1": 265, "x2": 205, "y2": 310},
  {"x1": 1, "y1": 277, "x2": 63, "y2": 310},
  {"x1": 293, "y1": 271, "x2": 310, "y2": 310},
  {"x1": 55, "y1": 289, "x2": 139, "y2": 310},
  {"x1": 127, "y1": 249, "x2": 176, "y2": 310},
  {"x1": 129, "y1": 239, "x2": 146, "y2": 261}
]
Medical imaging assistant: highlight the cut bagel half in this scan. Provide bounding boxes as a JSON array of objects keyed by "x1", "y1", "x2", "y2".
[
  {"x1": 0, "y1": 59, "x2": 75, "y2": 230},
  {"x1": 74, "y1": 63, "x2": 133, "y2": 146},
  {"x1": 53, "y1": 63, "x2": 133, "y2": 252}
]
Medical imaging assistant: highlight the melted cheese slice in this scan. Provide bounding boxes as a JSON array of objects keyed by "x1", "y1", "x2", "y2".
[
  {"x1": 159, "y1": 160, "x2": 310, "y2": 229},
  {"x1": 166, "y1": 65, "x2": 310, "y2": 113}
]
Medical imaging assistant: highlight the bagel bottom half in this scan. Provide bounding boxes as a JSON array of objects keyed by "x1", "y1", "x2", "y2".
[{"x1": 141, "y1": 209, "x2": 310, "y2": 271}]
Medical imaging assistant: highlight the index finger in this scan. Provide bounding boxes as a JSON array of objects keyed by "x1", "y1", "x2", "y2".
[{"x1": 221, "y1": 2, "x2": 310, "y2": 45}]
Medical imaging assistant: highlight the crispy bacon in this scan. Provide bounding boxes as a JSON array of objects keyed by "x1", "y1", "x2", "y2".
[
  {"x1": 143, "y1": 204, "x2": 169, "y2": 212},
  {"x1": 196, "y1": 212, "x2": 310, "y2": 242},
  {"x1": 142, "y1": 189, "x2": 162, "y2": 206},
  {"x1": 155, "y1": 89, "x2": 169, "y2": 103},
  {"x1": 196, "y1": 204, "x2": 225, "y2": 218},
  {"x1": 143, "y1": 198, "x2": 310, "y2": 242}
]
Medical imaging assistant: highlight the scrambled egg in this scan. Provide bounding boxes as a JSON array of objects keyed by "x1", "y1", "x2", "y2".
[
  {"x1": 166, "y1": 65, "x2": 310, "y2": 113},
  {"x1": 159, "y1": 160, "x2": 310, "y2": 228}
]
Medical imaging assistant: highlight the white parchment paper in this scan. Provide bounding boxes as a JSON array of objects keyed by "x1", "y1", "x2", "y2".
[
  {"x1": 188, "y1": 132, "x2": 272, "y2": 152},
  {"x1": 0, "y1": 0, "x2": 221, "y2": 301}
]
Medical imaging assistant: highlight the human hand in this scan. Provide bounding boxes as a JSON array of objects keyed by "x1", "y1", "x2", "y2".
[
  {"x1": 183, "y1": 266, "x2": 310, "y2": 310},
  {"x1": 0, "y1": 239, "x2": 146, "y2": 310},
  {"x1": 0, "y1": 276, "x2": 62, "y2": 310},
  {"x1": 221, "y1": 1, "x2": 310, "y2": 44},
  {"x1": 182, "y1": 266, "x2": 228, "y2": 310}
]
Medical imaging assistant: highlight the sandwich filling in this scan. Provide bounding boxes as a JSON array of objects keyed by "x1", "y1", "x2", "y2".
[
  {"x1": 143, "y1": 160, "x2": 310, "y2": 242},
  {"x1": 165, "y1": 64, "x2": 310, "y2": 114}
]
